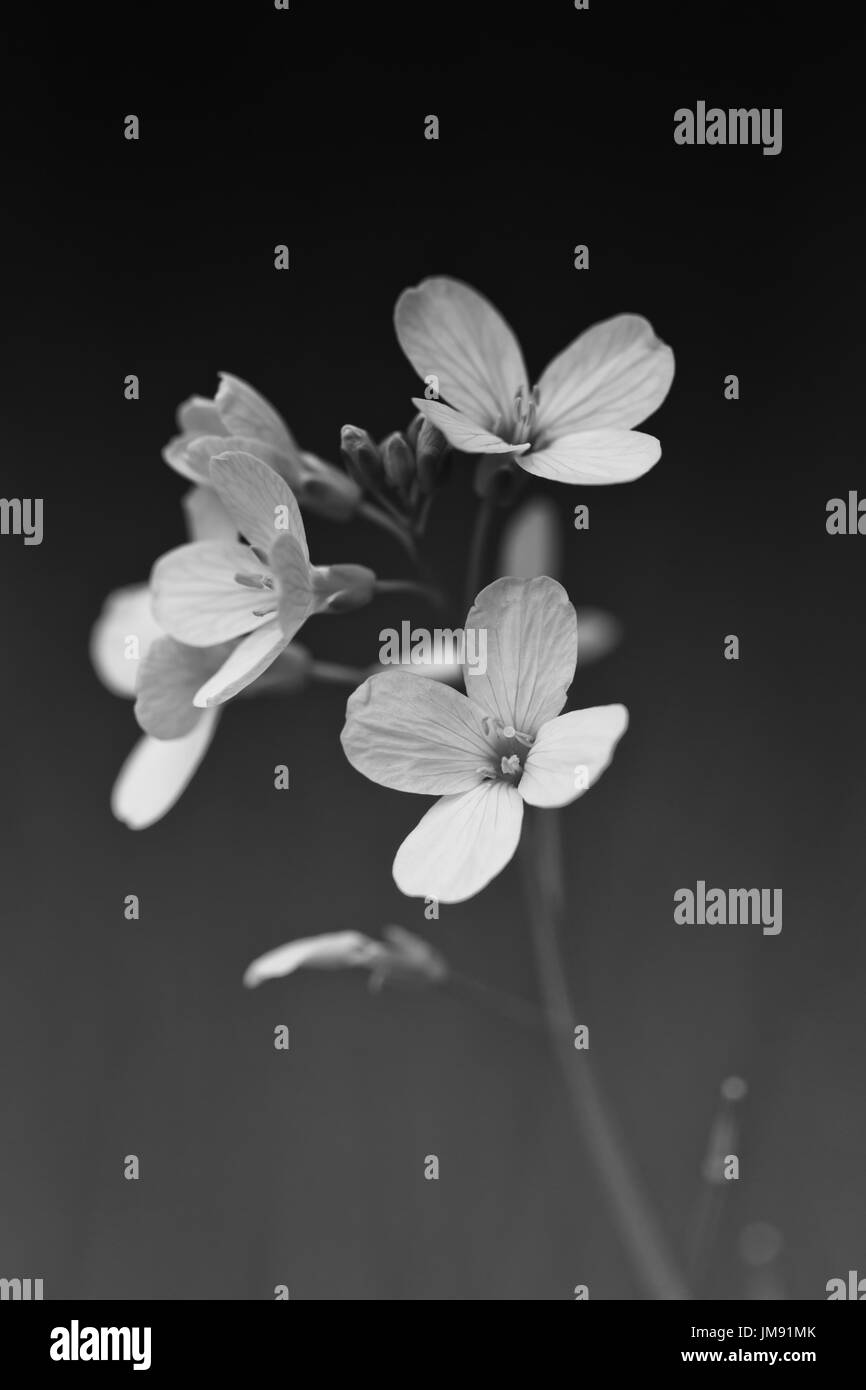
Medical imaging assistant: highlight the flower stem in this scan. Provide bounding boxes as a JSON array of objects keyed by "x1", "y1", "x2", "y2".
[
  {"x1": 374, "y1": 578, "x2": 446, "y2": 610},
  {"x1": 310, "y1": 661, "x2": 370, "y2": 686},
  {"x1": 464, "y1": 492, "x2": 498, "y2": 610},
  {"x1": 359, "y1": 500, "x2": 419, "y2": 563},
  {"x1": 519, "y1": 807, "x2": 690, "y2": 1301}
]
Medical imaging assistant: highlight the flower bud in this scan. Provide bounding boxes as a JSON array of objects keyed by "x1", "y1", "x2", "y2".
[
  {"x1": 340, "y1": 425, "x2": 383, "y2": 491},
  {"x1": 415, "y1": 419, "x2": 450, "y2": 494},
  {"x1": 381, "y1": 431, "x2": 416, "y2": 494}
]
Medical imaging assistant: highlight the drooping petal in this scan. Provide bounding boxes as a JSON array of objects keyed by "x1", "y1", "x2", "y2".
[
  {"x1": 463, "y1": 576, "x2": 577, "y2": 734},
  {"x1": 392, "y1": 780, "x2": 524, "y2": 902},
  {"x1": 193, "y1": 620, "x2": 287, "y2": 707},
  {"x1": 245, "y1": 642, "x2": 313, "y2": 696},
  {"x1": 151, "y1": 541, "x2": 275, "y2": 646},
  {"x1": 134, "y1": 635, "x2": 232, "y2": 739},
  {"x1": 412, "y1": 398, "x2": 529, "y2": 456},
  {"x1": 209, "y1": 451, "x2": 309, "y2": 560},
  {"x1": 396, "y1": 277, "x2": 528, "y2": 430},
  {"x1": 90, "y1": 584, "x2": 164, "y2": 697},
  {"x1": 268, "y1": 533, "x2": 316, "y2": 640},
  {"x1": 182, "y1": 485, "x2": 237, "y2": 543},
  {"x1": 519, "y1": 704, "x2": 629, "y2": 808},
  {"x1": 111, "y1": 711, "x2": 219, "y2": 830},
  {"x1": 535, "y1": 314, "x2": 674, "y2": 436},
  {"x1": 341, "y1": 671, "x2": 494, "y2": 794},
  {"x1": 215, "y1": 372, "x2": 296, "y2": 452},
  {"x1": 519, "y1": 429, "x2": 661, "y2": 485},
  {"x1": 243, "y1": 932, "x2": 386, "y2": 988}
]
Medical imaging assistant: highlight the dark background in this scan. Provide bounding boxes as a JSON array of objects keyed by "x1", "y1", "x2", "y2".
[{"x1": 1, "y1": 2, "x2": 864, "y2": 1299}]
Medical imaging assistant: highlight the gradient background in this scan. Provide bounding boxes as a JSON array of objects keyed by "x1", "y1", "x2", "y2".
[{"x1": 2, "y1": 3, "x2": 865, "y2": 1300}]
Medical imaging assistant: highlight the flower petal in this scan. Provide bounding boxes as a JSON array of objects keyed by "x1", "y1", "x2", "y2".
[
  {"x1": 341, "y1": 671, "x2": 494, "y2": 794},
  {"x1": 135, "y1": 635, "x2": 232, "y2": 739},
  {"x1": 215, "y1": 372, "x2": 295, "y2": 452},
  {"x1": 243, "y1": 932, "x2": 385, "y2": 988},
  {"x1": 182, "y1": 485, "x2": 237, "y2": 543},
  {"x1": 396, "y1": 277, "x2": 527, "y2": 429},
  {"x1": 535, "y1": 314, "x2": 674, "y2": 436},
  {"x1": 392, "y1": 781, "x2": 524, "y2": 902},
  {"x1": 176, "y1": 395, "x2": 226, "y2": 437},
  {"x1": 111, "y1": 712, "x2": 218, "y2": 830},
  {"x1": 413, "y1": 399, "x2": 529, "y2": 455},
  {"x1": 464, "y1": 576, "x2": 577, "y2": 734},
  {"x1": 520, "y1": 429, "x2": 661, "y2": 485},
  {"x1": 519, "y1": 705, "x2": 629, "y2": 808},
  {"x1": 193, "y1": 620, "x2": 287, "y2": 707},
  {"x1": 151, "y1": 541, "x2": 275, "y2": 646},
  {"x1": 269, "y1": 533, "x2": 316, "y2": 639},
  {"x1": 170, "y1": 434, "x2": 295, "y2": 486},
  {"x1": 90, "y1": 584, "x2": 163, "y2": 697},
  {"x1": 209, "y1": 451, "x2": 309, "y2": 560}
]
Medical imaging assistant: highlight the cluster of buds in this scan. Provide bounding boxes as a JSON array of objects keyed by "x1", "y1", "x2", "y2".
[{"x1": 340, "y1": 414, "x2": 451, "y2": 534}]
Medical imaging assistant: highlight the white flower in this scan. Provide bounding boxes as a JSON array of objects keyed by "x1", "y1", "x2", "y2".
[
  {"x1": 394, "y1": 277, "x2": 674, "y2": 485},
  {"x1": 341, "y1": 576, "x2": 628, "y2": 903},
  {"x1": 151, "y1": 451, "x2": 375, "y2": 708},
  {"x1": 163, "y1": 373, "x2": 362, "y2": 521}
]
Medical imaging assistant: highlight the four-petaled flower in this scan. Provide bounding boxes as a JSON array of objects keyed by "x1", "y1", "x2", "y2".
[
  {"x1": 394, "y1": 277, "x2": 674, "y2": 485},
  {"x1": 151, "y1": 451, "x2": 376, "y2": 708},
  {"x1": 340, "y1": 576, "x2": 628, "y2": 903}
]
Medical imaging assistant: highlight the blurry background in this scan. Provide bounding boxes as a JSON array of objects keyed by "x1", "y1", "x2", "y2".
[{"x1": 1, "y1": 2, "x2": 864, "y2": 1299}]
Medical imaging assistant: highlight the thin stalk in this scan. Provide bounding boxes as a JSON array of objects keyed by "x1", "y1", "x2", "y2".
[
  {"x1": 464, "y1": 492, "x2": 498, "y2": 610},
  {"x1": 519, "y1": 807, "x2": 690, "y2": 1301}
]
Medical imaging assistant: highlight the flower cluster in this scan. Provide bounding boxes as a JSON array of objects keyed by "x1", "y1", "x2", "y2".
[{"x1": 92, "y1": 277, "x2": 673, "y2": 906}]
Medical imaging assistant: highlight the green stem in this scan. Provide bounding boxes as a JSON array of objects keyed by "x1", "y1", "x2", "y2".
[{"x1": 519, "y1": 807, "x2": 690, "y2": 1301}]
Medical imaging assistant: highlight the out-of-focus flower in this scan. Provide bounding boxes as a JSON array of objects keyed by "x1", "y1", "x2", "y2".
[
  {"x1": 341, "y1": 576, "x2": 628, "y2": 903},
  {"x1": 394, "y1": 276, "x2": 674, "y2": 485},
  {"x1": 151, "y1": 451, "x2": 376, "y2": 708},
  {"x1": 497, "y1": 495, "x2": 562, "y2": 580},
  {"x1": 243, "y1": 925, "x2": 448, "y2": 991},
  {"x1": 164, "y1": 373, "x2": 362, "y2": 522}
]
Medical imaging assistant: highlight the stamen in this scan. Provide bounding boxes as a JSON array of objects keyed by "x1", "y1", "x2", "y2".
[
  {"x1": 500, "y1": 754, "x2": 522, "y2": 778},
  {"x1": 234, "y1": 572, "x2": 274, "y2": 591}
]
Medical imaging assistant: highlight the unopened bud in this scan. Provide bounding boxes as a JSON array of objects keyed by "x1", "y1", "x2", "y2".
[
  {"x1": 416, "y1": 419, "x2": 450, "y2": 494},
  {"x1": 381, "y1": 431, "x2": 416, "y2": 494},
  {"x1": 340, "y1": 425, "x2": 383, "y2": 491}
]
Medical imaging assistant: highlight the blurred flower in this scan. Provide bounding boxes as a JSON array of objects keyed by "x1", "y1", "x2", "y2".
[
  {"x1": 151, "y1": 451, "x2": 376, "y2": 707},
  {"x1": 243, "y1": 925, "x2": 448, "y2": 991},
  {"x1": 341, "y1": 576, "x2": 628, "y2": 902},
  {"x1": 164, "y1": 373, "x2": 362, "y2": 522},
  {"x1": 497, "y1": 495, "x2": 562, "y2": 580},
  {"x1": 394, "y1": 276, "x2": 674, "y2": 485}
]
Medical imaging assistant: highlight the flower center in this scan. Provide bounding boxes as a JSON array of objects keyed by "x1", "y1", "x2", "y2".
[
  {"x1": 234, "y1": 569, "x2": 278, "y2": 617},
  {"x1": 510, "y1": 384, "x2": 540, "y2": 446},
  {"x1": 478, "y1": 716, "x2": 535, "y2": 785}
]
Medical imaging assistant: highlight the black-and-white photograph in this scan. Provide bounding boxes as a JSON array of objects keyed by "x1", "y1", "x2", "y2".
[{"x1": 2, "y1": 0, "x2": 865, "y2": 1341}]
